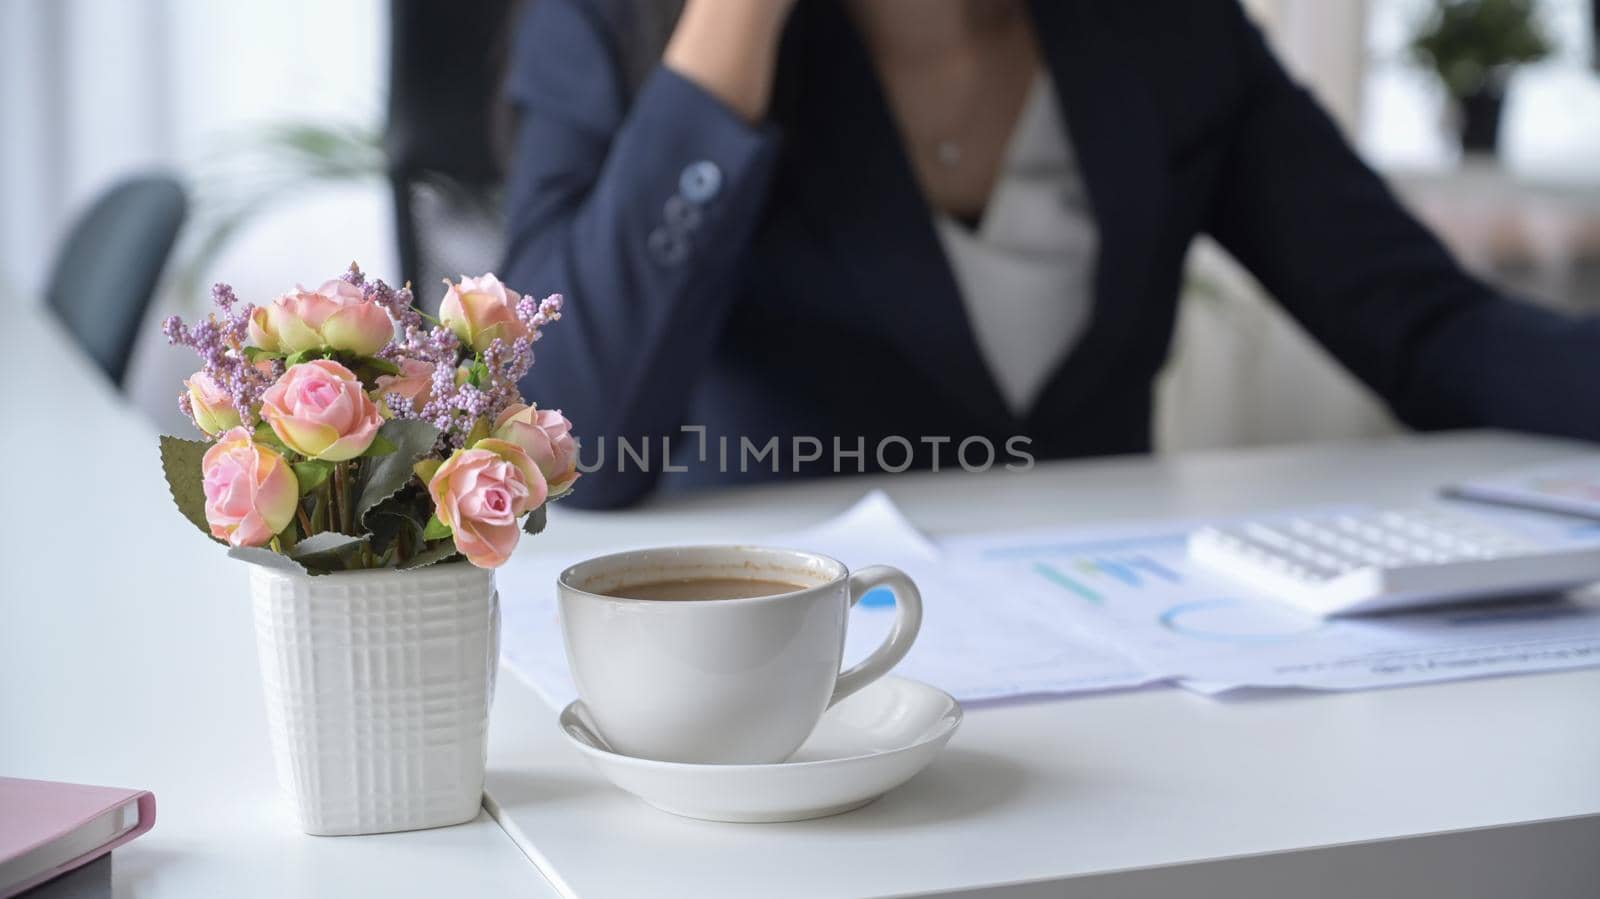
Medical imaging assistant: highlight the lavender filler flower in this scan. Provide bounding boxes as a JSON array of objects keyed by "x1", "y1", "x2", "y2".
[
  {"x1": 163, "y1": 283, "x2": 281, "y2": 429},
  {"x1": 394, "y1": 292, "x2": 564, "y2": 451}
]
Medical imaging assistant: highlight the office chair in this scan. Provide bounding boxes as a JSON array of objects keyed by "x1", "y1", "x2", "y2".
[
  {"x1": 45, "y1": 174, "x2": 187, "y2": 385},
  {"x1": 386, "y1": 0, "x2": 518, "y2": 310}
]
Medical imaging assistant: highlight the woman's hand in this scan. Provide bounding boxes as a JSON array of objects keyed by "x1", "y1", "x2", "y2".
[{"x1": 663, "y1": 0, "x2": 798, "y2": 122}]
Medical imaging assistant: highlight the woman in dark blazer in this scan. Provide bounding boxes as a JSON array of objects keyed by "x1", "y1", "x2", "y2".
[{"x1": 504, "y1": 0, "x2": 1600, "y2": 509}]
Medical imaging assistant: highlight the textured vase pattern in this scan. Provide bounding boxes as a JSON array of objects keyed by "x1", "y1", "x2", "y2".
[{"x1": 248, "y1": 562, "x2": 499, "y2": 835}]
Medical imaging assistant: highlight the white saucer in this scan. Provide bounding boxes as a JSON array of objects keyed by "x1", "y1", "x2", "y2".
[{"x1": 557, "y1": 676, "x2": 962, "y2": 822}]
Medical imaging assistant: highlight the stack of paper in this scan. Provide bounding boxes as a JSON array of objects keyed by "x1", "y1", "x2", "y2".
[
  {"x1": 944, "y1": 505, "x2": 1600, "y2": 694},
  {"x1": 497, "y1": 492, "x2": 1600, "y2": 705},
  {"x1": 495, "y1": 493, "x2": 1154, "y2": 708}
]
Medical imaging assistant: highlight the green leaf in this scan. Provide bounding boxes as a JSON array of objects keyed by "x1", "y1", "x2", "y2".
[
  {"x1": 242, "y1": 346, "x2": 283, "y2": 363},
  {"x1": 283, "y1": 348, "x2": 334, "y2": 368},
  {"x1": 159, "y1": 435, "x2": 223, "y2": 543},
  {"x1": 400, "y1": 538, "x2": 460, "y2": 570},
  {"x1": 414, "y1": 458, "x2": 442, "y2": 485},
  {"x1": 287, "y1": 531, "x2": 370, "y2": 573},
  {"x1": 291, "y1": 460, "x2": 332, "y2": 495},
  {"x1": 277, "y1": 517, "x2": 300, "y2": 551},
  {"x1": 464, "y1": 416, "x2": 491, "y2": 448},
  {"x1": 353, "y1": 419, "x2": 440, "y2": 529},
  {"x1": 227, "y1": 545, "x2": 306, "y2": 573},
  {"x1": 351, "y1": 355, "x2": 402, "y2": 389},
  {"x1": 367, "y1": 506, "x2": 424, "y2": 557},
  {"x1": 423, "y1": 515, "x2": 453, "y2": 541},
  {"x1": 363, "y1": 433, "x2": 397, "y2": 457},
  {"x1": 522, "y1": 502, "x2": 548, "y2": 536}
]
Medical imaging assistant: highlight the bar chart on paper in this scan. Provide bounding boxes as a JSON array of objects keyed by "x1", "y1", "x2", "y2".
[
  {"x1": 1026, "y1": 542, "x2": 1326, "y2": 644},
  {"x1": 944, "y1": 511, "x2": 1600, "y2": 693}
]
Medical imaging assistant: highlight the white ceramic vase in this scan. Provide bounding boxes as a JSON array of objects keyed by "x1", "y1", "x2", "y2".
[{"x1": 247, "y1": 561, "x2": 499, "y2": 836}]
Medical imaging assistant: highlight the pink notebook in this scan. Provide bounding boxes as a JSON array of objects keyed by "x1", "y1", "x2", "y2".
[{"x1": 0, "y1": 778, "x2": 156, "y2": 898}]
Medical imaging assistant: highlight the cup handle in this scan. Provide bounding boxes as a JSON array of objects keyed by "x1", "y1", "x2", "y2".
[{"x1": 829, "y1": 565, "x2": 923, "y2": 707}]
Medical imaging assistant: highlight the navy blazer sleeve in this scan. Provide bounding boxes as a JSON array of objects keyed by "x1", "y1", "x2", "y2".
[
  {"x1": 502, "y1": 0, "x2": 782, "y2": 508},
  {"x1": 1206, "y1": 3, "x2": 1600, "y2": 442}
]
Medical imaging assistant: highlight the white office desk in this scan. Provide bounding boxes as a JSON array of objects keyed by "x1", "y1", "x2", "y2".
[
  {"x1": 5, "y1": 304, "x2": 1598, "y2": 897},
  {"x1": 487, "y1": 433, "x2": 1600, "y2": 898},
  {"x1": 0, "y1": 308, "x2": 561, "y2": 898}
]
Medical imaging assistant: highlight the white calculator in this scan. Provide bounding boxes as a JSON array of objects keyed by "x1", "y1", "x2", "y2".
[{"x1": 1187, "y1": 506, "x2": 1600, "y2": 617}]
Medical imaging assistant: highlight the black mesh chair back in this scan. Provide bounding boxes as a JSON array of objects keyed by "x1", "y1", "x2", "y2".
[
  {"x1": 45, "y1": 175, "x2": 187, "y2": 385},
  {"x1": 386, "y1": 0, "x2": 518, "y2": 309}
]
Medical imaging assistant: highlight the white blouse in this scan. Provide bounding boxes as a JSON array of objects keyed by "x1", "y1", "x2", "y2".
[{"x1": 934, "y1": 72, "x2": 1098, "y2": 417}]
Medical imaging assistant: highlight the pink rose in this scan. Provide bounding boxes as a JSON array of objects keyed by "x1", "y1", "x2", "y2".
[
  {"x1": 259, "y1": 359, "x2": 384, "y2": 461},
  {"x1": 374, "y1": 359, "x2": 436, "y2": 413},
  {"x1": 492, "y1": 404, "x2": 580, "y2": 497},
  {"x1": 185, "y1": 370, "x2": 241, "y2": 436},
  {"x1": 439, "y1": 274, "x2": 529, "y2": 353},
  {"x1": 202, "y1": 427, "x2": 300, "y2": 547},
  {"x1": 428, "y1": 438, "x2": 548, "y2": 568},
  {"x1": 248, "y1": 279, "x2": 394, "y2": 356}
]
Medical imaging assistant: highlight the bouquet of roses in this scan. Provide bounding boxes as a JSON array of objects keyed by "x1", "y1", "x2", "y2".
[{"x1": 159, "y1": 264, "x2": 576, "y2": 572}]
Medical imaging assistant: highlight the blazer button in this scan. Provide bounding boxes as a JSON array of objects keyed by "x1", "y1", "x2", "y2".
[
  {"x1": 648, "y1": 225, "x2": 690, "y2": 266},
  {"x1": 664, "y1": 194, "x2": 703, "y2": 231},
  {"x1": 678, "y1": 160, "x2": 722, "y2": 205}
]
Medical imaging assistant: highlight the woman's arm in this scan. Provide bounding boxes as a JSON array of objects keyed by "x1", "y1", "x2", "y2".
[
  {"x1": 503, "y1": 0, "x2": 792, "y2": 508},
  {"x1": 665, "y1": 0, "x2": 793, "y2": 121},
  {"x1": 1203, "y1": 1, "x2": 1600, "y2": 441}
]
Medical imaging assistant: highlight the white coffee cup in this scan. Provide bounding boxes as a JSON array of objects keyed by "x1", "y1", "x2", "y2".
[{"x1": 558, "y1": 545, "x2": 923, "y2": 764}]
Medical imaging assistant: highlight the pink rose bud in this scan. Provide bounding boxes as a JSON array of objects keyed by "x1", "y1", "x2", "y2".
[
  {"x1": 260, "y1": 359, "x2": 384, "y2": 461},
  {"x1": 202, "y1": 427, "x2": 300, "y2": 547},
  {"x1": 428, "y1": 438, "x2": 548, "y2": 568},
  {"x1": 374, "y1": 359, "x2": 436, "y2": 413},
  {"x1": 185, "y1": 370, "x2": 242, "y2": 436},
  {"x1": 492, "y1": 404, "x2": 580, "y2": 497},
  {"x1": 247, "y1": 306, "x2": 278, "y2": 353},
  {"x1": 439, "y1": 273, "x2": 530, "y2": 354},
  {"x1": 249, "y1": 279, "x2": 394, "y2": 357}
]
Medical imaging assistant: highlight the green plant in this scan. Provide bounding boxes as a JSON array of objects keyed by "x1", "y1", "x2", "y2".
[
  {"x1": 173, "y1": 120, "x2": 504, "y2": 312},
  {"x1": 1410, "y1": 0, "x2": 1553, "y2": 100},
  {"x1": 174, "y1": 122, "x2": 386, "y2": 308}
]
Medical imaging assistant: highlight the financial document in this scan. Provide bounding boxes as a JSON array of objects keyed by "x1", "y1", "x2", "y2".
[
  {"x1": 944, "y1": 505, "x2": 1600, "y2": 693},
  {"x1": 496, "y1": 492, "x2": 1154, "y2": 708},
  {"x1": 499, "y1": 492, "x2": 1600, "y2": 707}
]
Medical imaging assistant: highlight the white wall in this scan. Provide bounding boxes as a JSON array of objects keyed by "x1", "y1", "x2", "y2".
[
  {"x1": 1363, "y1": 0, "x2": 1600, "y2": 178},
  {"x1": 1158, "y1": 0, "x2": 1600, "y2": 453},
  {"x1": 0, "y1": 0, "x2": 396, "y2": 430}
]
